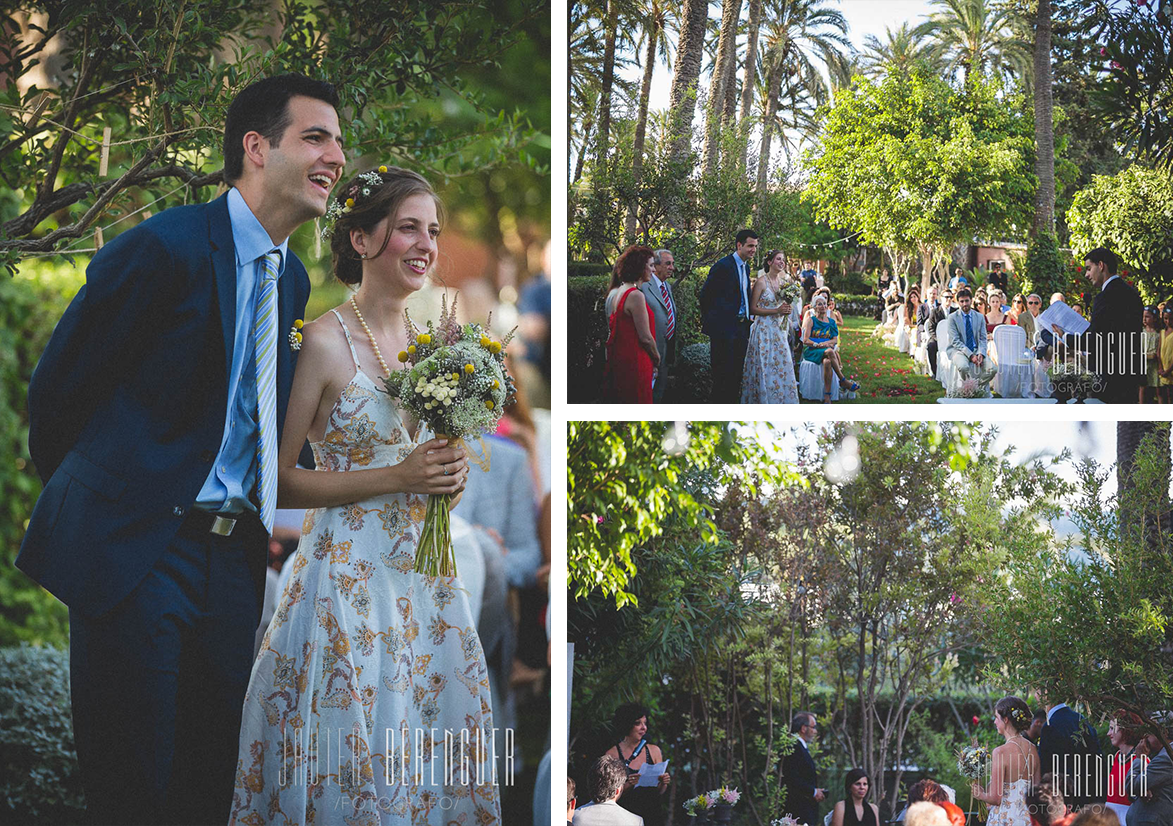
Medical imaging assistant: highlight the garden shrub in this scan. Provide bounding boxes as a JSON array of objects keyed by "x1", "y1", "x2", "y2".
[
  {"x1": 568, "y1": 261, "x2": 612, "y2": 279},
  {"x1": 667, "y1": 342, "x2": 712, "y2": 403},
  {"x1": 1021, "y1": 232, "x2": 1068, "y2": 301},
  {"x1": 0, "y1": 645, "x2": 85, "y2": 823}
]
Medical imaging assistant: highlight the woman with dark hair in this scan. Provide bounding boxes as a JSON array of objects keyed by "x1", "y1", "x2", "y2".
[
  {"x1": 971, "y1": 696, "x2": 1041, "y2": 826},
  {"x1": 1105, "y1": 709, "x2": 1145, "y2": 822},
  {"x1": 603, "y1": 245, "x2": 660, "y2": 403},
  {"x1": 1142, "y1": 307, "x2": 1163, "y2": 403},
  {"x1": 740, "y1": 249, "x2": 799, "y2": 404},
  {"x1": 604, "y1": 702, "x2": 670, "y2": 825},
  {"x1": 230, "y1": 167, "x2": 500, "y2": 823},
  {"x1": 830, "y1": 769, "x2": 880, "y2": 826}
]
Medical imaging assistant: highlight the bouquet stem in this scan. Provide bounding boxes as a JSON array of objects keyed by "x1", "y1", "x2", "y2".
[{"x1": 414, "y1": 493, "x2": 456, "y2": 577}]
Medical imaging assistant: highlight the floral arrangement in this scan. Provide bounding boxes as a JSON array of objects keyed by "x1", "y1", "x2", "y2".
[
  {"x1": 771, "y1": 817, "x2": 807, "y2": 826},
  {"x1": 1046, "y1": 360, "x2": 1100, "y2": 399},
  {"x1": 956, "y1": 740, "x2": 990, "y2": 781},
  {"x1": 383, "y1": 295, "x2": 516, "y2": 576},
  {"x1": 320, "y1": 166, "x2": 389, "y2": 238},
  {"x1": 683, "y1": 787, "x2": 741, "y2": 817},
  {"x1": 949, "y1": 377, "x2": 988, "y2": 399}
]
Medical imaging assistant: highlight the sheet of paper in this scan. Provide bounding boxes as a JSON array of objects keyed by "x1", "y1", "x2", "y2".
[
  {"x1": 635, "y1": 760, "x2": 668, "y2": 787},
  {"x1": 1037, "y1": 301, "x2": 1090, "y2": 336}
]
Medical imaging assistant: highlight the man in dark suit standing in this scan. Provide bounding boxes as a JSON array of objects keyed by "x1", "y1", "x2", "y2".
[
  {"x1": 782, "y1": 712, "x2": 825, "y2": 826},
  {"x1": 1050, "y1": 247, "x2": 1144, "y2": 403},
  {"x1": 17, "y1": 74, "x2": 344, "y2": 824},
  {"x1": 641, "y1": 248, "x2": 678, "y2": 403},
  {"x1": 1037, "y1": 699, "x2": 1106, "y2": 812},
  {"x1": 700, "y1": 229, "x2": 758, "y2": 402}
]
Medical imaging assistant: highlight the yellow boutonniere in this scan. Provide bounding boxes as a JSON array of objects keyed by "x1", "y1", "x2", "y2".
[{"x1": 288, "y1": 320, "x2": 304, "y2": 350}]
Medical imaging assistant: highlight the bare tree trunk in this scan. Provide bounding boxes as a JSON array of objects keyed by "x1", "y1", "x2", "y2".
[
  {"x1": 573, "y1": 108, "x2": 595, "y2": 184},
  {"x1": 701, "y1": 0, "x2": 742, "y2": 176},
  {"x1": 1031, "y1": 0, "x2": 1055, "y2": 237},
  {"x1": 627, "y1": 22, "x2": 660, "y2": 242},
  {"x1": 754, "y1": 56, "x2": 782, "y2": 218},
  {"x1": 737, "y1": 0, "x2": 763, "y2": 171},
  {"x1": 667, "y1": 0, "x2": 709, "y2": 227}
]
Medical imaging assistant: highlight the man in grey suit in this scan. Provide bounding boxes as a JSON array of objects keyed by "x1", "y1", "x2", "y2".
[
  {"x1": 573, "y1": 756, "x2": 644, "y2": 826},
  {"x1": 945, "y1": 287, "x2": 998, "y2": 392},
  {"x1": 640, "y1": 248, "x2": 678, "y2": 402},
  {"x1": 1126, "y1": 732, "x2": 1173, "y2": 826}
]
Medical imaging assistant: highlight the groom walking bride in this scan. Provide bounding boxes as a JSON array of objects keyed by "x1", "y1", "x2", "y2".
[{"x1": 17, "y1": 72, "x2": 498, "y2": 825}]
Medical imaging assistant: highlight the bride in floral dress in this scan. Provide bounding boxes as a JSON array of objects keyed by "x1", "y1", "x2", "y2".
[
  {"x1": 740, "y1": 250, "x2": 800, "y2": 404},
  {"x1": 230, "y1": 167, "x2": 500, "y2": 825},
  {"x1": 971, "y1": 696, "x2": 1040, "y2": 826}
]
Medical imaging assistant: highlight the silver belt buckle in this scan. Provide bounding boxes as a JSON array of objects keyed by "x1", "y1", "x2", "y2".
[{"x1": 210, "y1": 516, "x2": 237, "y2": 536}]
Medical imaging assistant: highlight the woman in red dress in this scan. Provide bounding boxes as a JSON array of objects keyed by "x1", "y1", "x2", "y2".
[
  {"x1": 1106, "y1": 709, "x2": 1145, "y2": 823},
  {"x1": 604, "y1": 245, "x2": 659, "y2": 402}
]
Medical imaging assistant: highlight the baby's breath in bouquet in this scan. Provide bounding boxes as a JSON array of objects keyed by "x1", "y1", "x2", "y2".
[{"x1": 384, "y1": 295, "x2": 516, "y2": 576}]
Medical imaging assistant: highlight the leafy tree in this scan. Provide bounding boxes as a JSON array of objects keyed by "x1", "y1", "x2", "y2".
[
  {"x1": 974, "y1": 425, "x2": 1173, "y2": 764},
  {"x1": 1, "y1": 0, "x2": 544, "y2": 270},
  {"x1": 802, "y1": 67, "x2": 1035, "y2": 293},
  {"x1": 1066, "y1": 164, "x2": 1173, "y2": 301}
]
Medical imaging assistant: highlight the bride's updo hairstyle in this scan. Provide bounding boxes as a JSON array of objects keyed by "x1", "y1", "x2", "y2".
[
  {"x1": 328, "y1": 166, "x2": 444, "y2": 286},
  {"x1": 996, "y1": 696, "x2": 1033, "y2": 733},
  {"x1": 760, "y1": 249, "x2": 784, "y2": 276}
]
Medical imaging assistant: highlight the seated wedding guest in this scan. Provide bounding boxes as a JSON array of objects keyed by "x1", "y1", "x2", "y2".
[
  {"x1": 1125, "y1": 728, "x2": 1173, "y2": 826},
  {"x1": 900, "y1": 289, "x2": 921, "y2": 351},
  {"x1": 1027, "y1": 778, "x2": 1073, "y2": 826},
  {"x1": 1052, "y1": 293, "x2": 1066, "y2": 305},
  {"x1": 909, "y1": 779, "x2": 950, "y2": 806},
  {"x1": 1072, "y1": 303, "x2": 1084, "y2": 317},
  {"x1": 1160, "y1": 307, "x2": 1173, "y2": 403},
  {"x1": 986, "y1": 290, "x2": 1015, "y2": 333},
  {"x1": 975, "y1": 291, "x2": 989, "y2": 318},
  {"x1": 569, "y1": 776, "x2": 578, "y2": 825},
  {"x1": 940, "y1": 802, "x2": 966, "y2": 826},
  {"x1": 830, "y1": 769, "x2": 880, "y2": 826},
  {"x1": 574, "y1": 756, "x2": 645, "y2": 826},
  {"x1": 1105, "y1": 710, "x2": 1144, "y2": 822},
  {"x1": 926, "y1": 289, "x2": 954, "y2": 377},
  {"x1": 603, "y1": 245, "x2": 659, "y2": 403},
  {"x1": 828, "y1": 296, "x2": 844, "y2": 328},
  {"x1": 1142, "y1": 307, "x2": 1162, "y2": 403},
  {"x1": 945, "y1": 287, "x2": 998, "y2": 392},
  {"x1": 1012, "y1": 294, "x2": 1037, "y2": 344},
  {"x1": 802, "y1": 295, "x2": 859, "y2": 402},
  {"x1": 604, "y1": 703, "x2": 669, "y2": 826},
  {"x1": 905, "y1": 802, "x2": 950, "y2": 826}
]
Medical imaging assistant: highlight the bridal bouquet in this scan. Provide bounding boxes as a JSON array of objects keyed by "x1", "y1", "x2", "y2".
[
  {"x1": 957, "y1": 740, "x2": 990, "y2": 780},
  {"x1": 777, "y1": 282, "x2": 800, "y2": 334},
  {"x1": 384, "y1": 295, "x2": 515, "y2": 576},
  {"x1": 683, "y1": 787, "x2": 740, "y2": 818}
]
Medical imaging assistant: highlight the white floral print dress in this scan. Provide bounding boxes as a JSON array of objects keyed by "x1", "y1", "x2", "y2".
[{"x1": 230, "y1": 311, "x2": 500, "y2": 826}]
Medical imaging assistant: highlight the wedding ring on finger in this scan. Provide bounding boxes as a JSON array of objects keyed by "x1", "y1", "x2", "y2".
[{"x1": 442, "y1": 463, "x2": 450, "y2": 476}]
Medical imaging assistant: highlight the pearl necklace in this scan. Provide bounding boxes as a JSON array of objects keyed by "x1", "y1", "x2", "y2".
[{"x1": 349, "y1": 295, "x2": 391, "y2": 377}]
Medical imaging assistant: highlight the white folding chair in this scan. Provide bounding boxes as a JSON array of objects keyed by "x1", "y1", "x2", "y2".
[
  {"x1": 935, "y1": 318, "x2": 956, "y2": 389},
  {"x1": 799, "y1": 359, "x2": 840, "y2": 401},
  {"x1": 990, "y1": 324, "x2": 1031, "y2": 398}
]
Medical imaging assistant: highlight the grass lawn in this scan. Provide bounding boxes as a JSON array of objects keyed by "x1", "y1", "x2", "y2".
[{"x1": 801, "y1": 315, "x2": 946, "y2": 404}]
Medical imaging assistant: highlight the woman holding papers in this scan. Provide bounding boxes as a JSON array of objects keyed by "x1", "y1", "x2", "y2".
[{"x1": 606, "y1": 703, "x2": 671, "y2": 825}]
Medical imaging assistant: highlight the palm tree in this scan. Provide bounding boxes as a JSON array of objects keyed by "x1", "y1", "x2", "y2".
[
  {"x1": 666, "y1": 0, "x2": 709, "y2": 226},
  {"x1": 753, "y1": 0, "x2": 849, "y2": 212},
  {"x1": 626, "y1": 0, "x2": 677, "y2": 241},
  {"x1": 1032, "y1": 0, "x2": 1055, "y2": 236},
  {"x1": 859, "y1": 23, "x2": 939, "y2": 78},
  {"x1": 702, "y1": 0, "x2": 743, "y2": 177},
  {"x1": 737, "y1": 0, "x2": 765, "y2": 169},
  {"x1": 914, "y1": 0, "x2": 1030, "y2": 88}
]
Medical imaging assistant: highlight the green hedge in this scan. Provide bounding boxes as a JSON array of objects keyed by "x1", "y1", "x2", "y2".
[
  {"x1": 0, "y1": 645, "x2": 85, "y2": 822},
  {"x1": 568, "y1": 261, "x2": 613, "y2": 278}
]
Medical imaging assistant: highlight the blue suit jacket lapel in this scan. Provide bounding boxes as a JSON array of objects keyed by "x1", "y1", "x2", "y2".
[{"x1": 208, "y1": 195, "x2": 237, "y2": 364}]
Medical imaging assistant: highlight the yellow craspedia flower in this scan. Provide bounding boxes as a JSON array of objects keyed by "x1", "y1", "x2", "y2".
[
  {"x1": 485, "y1": 400, "x2": 495, "y2": 410},
  {"x1": 489, "y1": 341, "x2": 502, "y2": 354},
  {"x1": 451, "y1": 373, "x2": 460, "y2": 382},
  {"x1": 397, "y1": 351, "x2": 409, "y2": 362},
  {"x1": 293, "y1": 319, "x2": 304, "y2": 329},
  {"x1": 417, "y1": 334, "x2": 431, "y2": 345},
  {"x1": 491, "y1": 380, "x2": 499, "y2": 389},
  {"x1": 407, "y1": 345, "x2": 417, "y2": 354},
  {"x1": 345, "y1": 198, "x2": 355, "y2": 207},
  {"x1": 293, "y1": 331, "x2": 303, "y2": 343},
  {"x1": 378, "y1": 165, "x2": 388, "y2": 173},
  {"x1": 464, "y1": 363, "x2": 475, "y2": 374},
  {"x1": 480, "y1": 336, "x2": 491, "y2": 348}
]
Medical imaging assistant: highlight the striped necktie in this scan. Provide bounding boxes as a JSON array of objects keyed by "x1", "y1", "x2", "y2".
[
  {"x1": 660, "y1": 281, "x2": 675, "y2": 339},
  {"x1": 254, "y1": 251, "x2": 281, "y2": 533}
]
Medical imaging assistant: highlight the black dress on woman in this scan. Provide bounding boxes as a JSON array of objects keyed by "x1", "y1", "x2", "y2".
[
  {"x1": 843, "y1": 800, "x2": 879, "y2": 826},
  {"x1": 615, "y1": 739, "x2": 665, "y2": 826}
]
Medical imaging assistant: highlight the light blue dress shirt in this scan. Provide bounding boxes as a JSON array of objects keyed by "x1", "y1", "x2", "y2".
[{"x1": 195, "y1": 188, "x2": 289, "y2": 514}]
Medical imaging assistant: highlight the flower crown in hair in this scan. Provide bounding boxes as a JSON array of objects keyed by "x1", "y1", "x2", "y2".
[
  {"x1": 1009, "y1": 706, "x2": 1030, "y2": 728},
  {"x1": 320, "y1": 166, "x2": 388, "y2": 239}
]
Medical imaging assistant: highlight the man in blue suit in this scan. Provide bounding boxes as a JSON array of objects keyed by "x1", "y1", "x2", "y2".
[
  {"x1": 17, "y1": 73, "x2": 344, "y2": 824},
  {"x1": 1037, "y1": 698, "x2": 1106, "y2": 813},
  {"x1": 700, "y1": 228, "x2": 760, "y2": 402}
]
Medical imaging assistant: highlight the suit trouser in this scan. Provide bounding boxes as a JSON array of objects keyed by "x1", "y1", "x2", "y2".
[
  {"x1": 928, "y1": 341, "x2": 939, "y2": 377},
  {"x1": 69, "y1": 514, "x2": 265, "y2": 825},
  {"x1": 652, "y1": 336, "x2": 675, "y2": 403},
  {"x1": 710, "y1": 325, "x2": 750, "y2": 403},
  {"x1": 951, "y1": 352, "x2": 998, "y2": 387}
]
